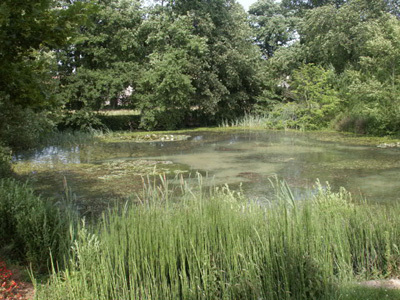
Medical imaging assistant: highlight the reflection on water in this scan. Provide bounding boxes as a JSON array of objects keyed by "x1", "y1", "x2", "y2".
[
  {"x1": 14, "y1": 130, "x2": 400, "y2": 204},
  {"x1": 14, "y1": 146, "x2": 82, "y2": 164}
]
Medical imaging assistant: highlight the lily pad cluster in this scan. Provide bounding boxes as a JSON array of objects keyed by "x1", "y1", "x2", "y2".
[
  {"x1": 377, "y1": 142, "x2": 400, "y2": 149},
  {"x1": 96, "y1": 159, "x2": 186, "y2": 180},
  {"x1": 101, "y1": 133, "x2": 191, "y2": 143}
]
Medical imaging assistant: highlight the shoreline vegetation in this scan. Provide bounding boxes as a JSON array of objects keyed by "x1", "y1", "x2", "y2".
[
  {"x1": 50, "y1": 115, "x2": 400, "y2": 148},
  {"x1": 96, "y1": 110, "x2": 400, "y2": 145},
  {"x1": 2, "y1": 0, "x2": 400, "y2": 298},
  {"x1": 2, "y1": 127, "x2": 400, "y2": 299},
  {"x1": 25, "y1": 110, "x2": 400, "y2": 150},
  {"x1": 1, "y1": 174, "x2": 399, "y2": 299}
]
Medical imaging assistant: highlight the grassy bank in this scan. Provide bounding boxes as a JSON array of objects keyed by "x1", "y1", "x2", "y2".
[
  {"x1": 35, "y1": 112, "x2": 400, "y2": 149},
  {"x1": 0, "y1": 179, "x2": 75, "y2": 271},
  {"x1": 33, "y1": 176, "x2": 400, "y2": 300},
  {"x1": 220, "y1": 114, "x2": 400, "y2": 146}
]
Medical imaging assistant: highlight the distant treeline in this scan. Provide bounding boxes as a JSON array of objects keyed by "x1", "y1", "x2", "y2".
[{"x1": 1, "y1": 0, "x2": 400, "y2": 154}]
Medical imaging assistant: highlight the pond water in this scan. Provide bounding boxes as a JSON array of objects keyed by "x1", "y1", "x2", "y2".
[{"x1": 14, "y1": 130, "x2": 400, "y2": 212}]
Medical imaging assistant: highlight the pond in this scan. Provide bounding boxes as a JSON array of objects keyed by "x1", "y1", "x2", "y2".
[{"x1": 13, "y1": 130, "x2": 400, "y2": 214}]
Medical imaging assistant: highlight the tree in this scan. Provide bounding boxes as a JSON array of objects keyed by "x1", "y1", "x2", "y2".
[
  {"x1": 249, "y1": 0, "x2": 299, "y2": 58},
  {"x1": 136, "y1": 13, "x2": 208, "y2": 129},
  {"x1": 0, "y1": 0, "x2": 91, "y2": 149},
  {"x1": 341, "y1": 14, "x2": 400, "y2": 134},
  {"x1": 262, "y1": 64, "x2": 340, "y2": 129},
  {"x1": 136, "y1": 0, "x2": 262, "y2": 129},
  {"x1": 281, "y1": 0, "x2": 347, "y2": 15},
  {"x1": 300, "y1": 0, "x2": 387, "y2": 72},
  {"x1": 0, "y1": 0, "x2": 89, "y2": 109},
  {"x1": 57, "y1": 0, "x2": 142, "y2": 111}
]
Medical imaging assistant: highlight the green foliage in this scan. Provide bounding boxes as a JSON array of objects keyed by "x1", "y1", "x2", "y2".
[
  {"x1": 97, "y1": 114, "x2": 140, "y2": 131},
  {"x1": 333, "y1": 111, "x2": 371, "y2": 134},
  {"x1": 0, "y1": 144, "x2": 11, "y2": 178},
  {"x1": 204, "y1": 4, "x2": 262, "y2": 121},
  {"x1": 36, "y1": 177, "x2": 400, "y2": 299},
  {"x1": 263, "y1": 102, "x2": 308, "y2": 130},
  {"x1": 0, "y1": 96, "x2": 56, "y2": 150},
  {"x1": 137, "y1": 13, "x2": 204, "y2": 129},
  {"x1": 335, "y1": 14, "x2": 400, "y2": 135},
  {"x1": 59, "y1": 109, "x2": 104, "y2": 131},
  {"x1": 0, "y1": 0, "x2": 93, "y2": 150},
  {"x1": 300, "y1": 0, "x2": 387, "y2": 72},
  {"x1": 2, "y1": 0, "x2": 399, "y2": 139},
  {"x1": 249, "y1": 0, "x2": 299, "y2": 57},
  {"x1": 0, "y1": 179, "x2": 73, "y2": 271},
  {"x1": 0, "y1": 0, "x2": 91, "y2": 109},
  {"x1": 254, "y1": 42, "x2": 307, "y2": 115},
  {"x1": 57, "y1": 0, "x2": 142, "y2": 111},
  {"x1": 281, "y1": 0, "x2": 347, "y2": 14},
  {"x1": 134, "y1": 0, "x2": 262, "y2": 130},
  {"x1": 339, "y1": 284, "x2": 400, "y2": 300},
  {"x1": 291, "y1": 64, "x2": 341, "y2": 126},
  {"x1": 263, "y1": 64, "x2": 341, "y2": 130}
]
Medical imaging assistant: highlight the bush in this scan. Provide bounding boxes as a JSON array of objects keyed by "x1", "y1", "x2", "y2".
[
  {"x1": 334, "y1": 112, "x2": 370, "y2": 134},
  {"x1": 0, "y1": 144, "x2": 12, "y2": 178},
  {"x1": 139, "y1": 109, "x2": 186, "y2": 130},
  {"x1": 334, "y1": 105, "x2": 400, "y2": 135},
  {"x1": 0, "y1": 179, "x2": 73, "y2": 271},
  {"x1": 0, "y1": 103, "x2": 56, "y2": 150},
  {"x1": 58, "y1": 109, "x2": 104, "y2": 131},
  {"x1": 97, "y1": 114, "x2": 140, "y2": 131}
]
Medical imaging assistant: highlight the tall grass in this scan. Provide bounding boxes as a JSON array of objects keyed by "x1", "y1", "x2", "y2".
[
  {"x1": 42, "y1": 128, "x2": 107, "y2": 148},
  {"x1": 219, "y1": 113, "x2": 305, "y2": 130},
  {"x1": 219, "y1": 114, "x2": 268, "y2": 128},
  {"x1": 0, "y1": 179, "x2": 76, "y2": 271},
  {"x1": 0, "y1": 143, "x2": 11, "y2": 177},
  {"x1": 36, "y1": 176, "x2": 400, "y2": 299}
]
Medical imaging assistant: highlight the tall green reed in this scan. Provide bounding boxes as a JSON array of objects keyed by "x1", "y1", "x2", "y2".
[
  {"x1": 0, "y1": 179, "x2": 76, "y2": 271},
  {"x1": 219, "y1": 114, "x2": 268, "y2": 128},
  {"x1": 36, "y1": 175, "x2": 400, "y2": 299},
  {"x1": 41, "y1": 128, "x2": 107, "y2": 148}
]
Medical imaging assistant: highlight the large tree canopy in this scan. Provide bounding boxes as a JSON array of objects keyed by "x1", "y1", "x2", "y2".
[
  {"x1": 135, "y1": 0, "x2": 262, "y2": 129},
  {"x1": 57, "y1": 0, "x2": 142, "y2": 111},
  {"x1": 1, "y1": 0, "x2": 400, "y2": 142},
  {"x1": 0, "y1": 0, "x2": 92, "y2": 148},
  {"x1": 0, "y1": 0, "x2": 90, "y2": 108},
  {"x1": 249, "y1": 0, "x2": 299, "y2": 58}
]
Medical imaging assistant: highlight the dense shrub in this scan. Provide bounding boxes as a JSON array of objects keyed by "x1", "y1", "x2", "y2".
[
  {"x1": 0, "y1": 102, "x2": 55, "y2": 150},
  {"x1": 0, "y1": 144, "x2": 11, "y2": 178},
  {"x1": 97, "y1": 114, "x2": 140, "y2": 131},
  {"x1": 58, "y1": 109, "x2": 103, "y2": 131},
  {"x1": 263, "y1": 101, "x2": 339, "y2": 130},
  {"x1": 0, "y1": 179, "x2": 73, "y2": 271},
  {"x1": 258, "y1": 65, "x2": 342, "y2": 131},
  {"x1": 139, "y1": 109, "x2": 187, "y2": 130},
  {"x1": 333, "y1": 112, "x2": 370, "y2": 134},
  {"x1": 334, "y1": 106, "x2": 400, "y2": 135}
]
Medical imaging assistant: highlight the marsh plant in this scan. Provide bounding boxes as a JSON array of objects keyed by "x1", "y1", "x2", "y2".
[
  {"x1": 0, "y1": 144, "x2": 11, "y2": 178},
  {"x1": 35, "y1": 176, "x2": 400, "y2": 300},
  {"x1": 219, "y1": 114, "x2": 268, "y2": 128},
  {"x1": 0, "y1": 179, "x2": 75, "y2": 271}
]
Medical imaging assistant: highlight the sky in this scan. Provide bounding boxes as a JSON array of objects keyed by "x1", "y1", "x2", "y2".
[{"x1": 237, "y1": 0, "x2": 257, "y2": 11}]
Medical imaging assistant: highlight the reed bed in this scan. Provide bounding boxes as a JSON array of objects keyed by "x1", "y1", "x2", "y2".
[
  {"x1": 219, "y1": 114, "x2": 268, "y2": 128},
  {"x1": 35, "y1": 176, "x2": 400, "y2": 300},
  {"x1": 41, "y1": 128, "x2": 108, "y2": 147},
  {"x1": 0, "y1": 179, "x2": 74, "y2": 271}
]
